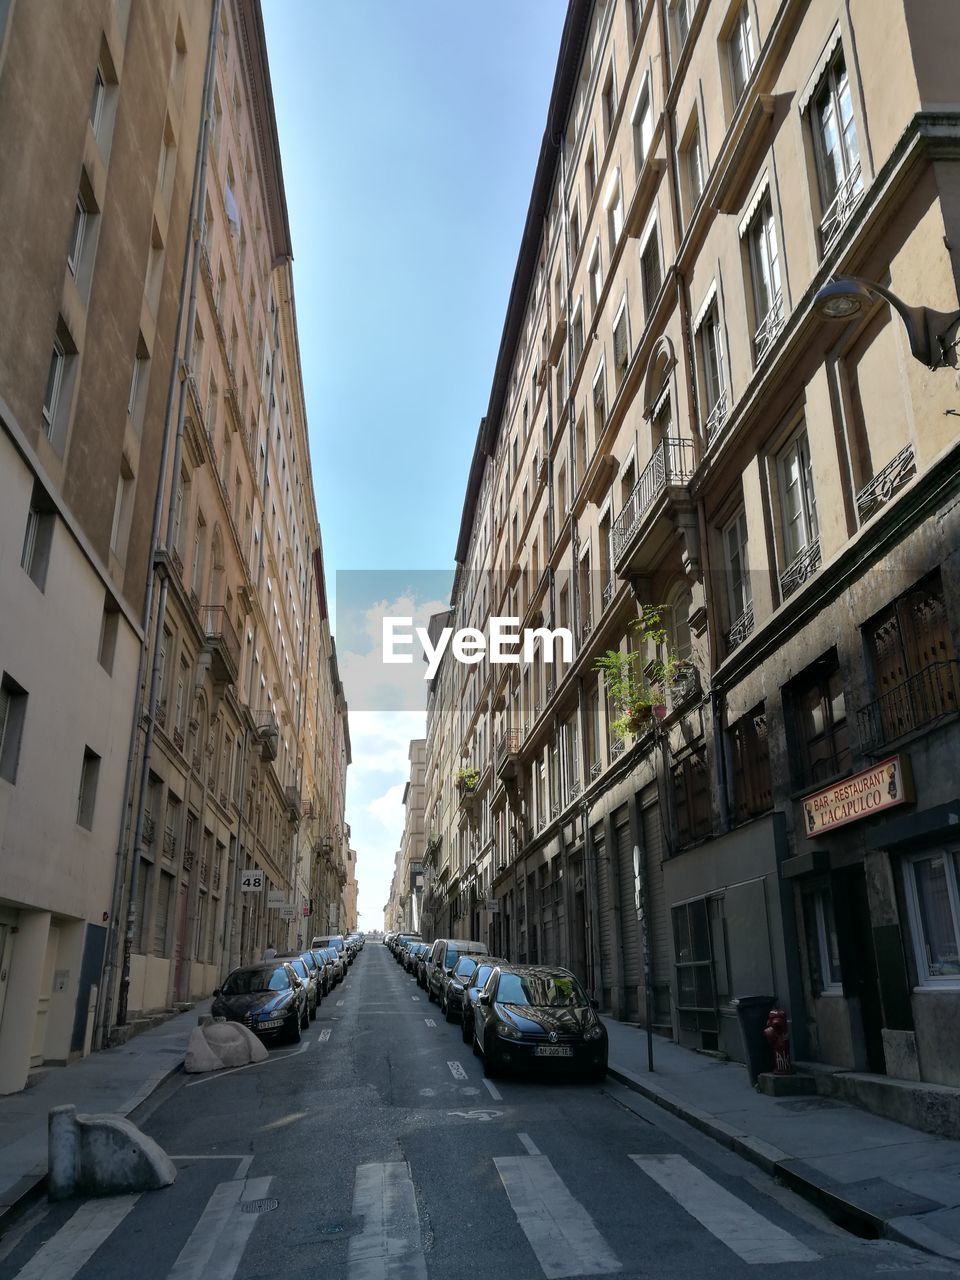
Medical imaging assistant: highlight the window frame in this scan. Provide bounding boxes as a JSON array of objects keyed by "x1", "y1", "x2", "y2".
[{"x1": 903, "y1": 851, "x2": 960, "y2": 988}]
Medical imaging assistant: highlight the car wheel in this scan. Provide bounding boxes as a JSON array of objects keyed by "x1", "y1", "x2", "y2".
[
  {"x1": 427, "y1": 985, "x2": 436, "y2": 1004},
  {"x1": 483, "y1": 1036, "x2": 500, "y2": 1078},
  {"x1": 300, "y1": 1004, "x2": 309, "y2": 1031},
  {"x1": 445, "y1": 1000, "x2": 457, "y2": 1024},
  {"x1": 286, "y1": 1013, "x2": 302, "y2": 1044},
  {"x1": 461, "y1": 1018, "x2": 471, "y2": 1045},
  {"x1": 309, "y1": 997, "x2": 317, "y2": 1022}
]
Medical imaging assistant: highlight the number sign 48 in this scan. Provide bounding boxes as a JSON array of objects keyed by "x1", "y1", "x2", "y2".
[{"x1": 240, "y1": 869, "x2": 265, "y2": 892}]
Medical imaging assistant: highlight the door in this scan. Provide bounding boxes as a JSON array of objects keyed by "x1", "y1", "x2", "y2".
[
  {"x1": 641, "y1": 788, "x2": 672, "y2": 1029},
  {"x1": 616, "y1": 818, "x2": 642, "y2": 1018},
  {"x1": 31, "y1": 925, "x2": 59, "y2": 1067},
  {"x1": 595, "y1": 829, "x2": 615, "y2": 1009},
  {"x1": 840, "y1": 867, "x2": 886, "y2": 1074},
  {"x1": 173, "y1": 885, "x2": 189, "y2": 1002}
]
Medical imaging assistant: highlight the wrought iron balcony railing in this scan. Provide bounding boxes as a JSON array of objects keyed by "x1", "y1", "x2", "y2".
[
  {"x1": 820, "y1": 161, "x2": 863, "y2": 254},
  {"x1": 601, "y1": 579, "x2": 614, "y2": 610},
  {"x1": 725, "y1": 605, "x2": 755, "y2": 652},
  {"x1": 162, "y1": 829, "x2": 176, "y2": 857},
  {"x1": 704, "y1": 389, "x2": 728, "y2": 445},
  {"x1": 612, "y1": 437, "x2": 697, "y2": 561},
  {"x1": 495, "y1": 728, "x2": 521, "y2": 768},
  {"x1": 143, "y1": 814, "x2": 155, "y2": 845},
  {"x1": 858, "y1": 660, "x2": 960, "y2": 751},
  {"x1": 201, "y1": 605, "x2": 241, "y2": 682},
  {"x1": 779, "y1": 539, "x2": 821, "y2": 600},
  {"x1": 753, "y1": 291, "x2": 784, "y2": 365},
  {"x1": 856, "y1": 444, "x2": 916, "y2": 524}
]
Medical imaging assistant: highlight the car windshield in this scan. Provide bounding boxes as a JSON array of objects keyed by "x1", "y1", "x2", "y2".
[
  {"x1": 287, "y1": 959, "x2": 308, "y2": 979},
  {"x1": 454, "y1": 957, "x2": 477, "y2": 979},
  {"x1": 222, "y1": 967, "x2": 289, "y2": 995},
  {"x1": 471, "y1": 964, "x2": 495, "y2": 989},
  {"x1": 496, "y1": 971, "x2": 587, "y2": 1008}
]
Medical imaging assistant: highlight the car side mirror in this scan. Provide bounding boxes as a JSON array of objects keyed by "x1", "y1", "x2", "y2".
[
  {"x1": 478, "y1": 993, "x2": 491, "y2": 1006},
  {"x1": 591, "y1": 998, "x2": 599, "y2": 1010},
  {"x1": 213, "y1": 988, "x2": 221, "y2": 997}
]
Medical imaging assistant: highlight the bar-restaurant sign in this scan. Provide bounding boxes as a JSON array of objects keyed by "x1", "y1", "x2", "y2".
[{"x1": 802, "y1": 755, "x2": 912, "y2": 837}]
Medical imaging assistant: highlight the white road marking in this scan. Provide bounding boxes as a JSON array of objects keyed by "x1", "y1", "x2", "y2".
[
  {"x1": 411, "y1": 995, "x2": 420, "y2": 1001},
  {"x1": 166, "y1": 1176, "x2": 272, "y2": 1279},
  {"x1": 9, "y1": 1195, "x2": 140, "y2": 1280},
  {"x1": 337, "y1": 999, "x2": 344, "y2": 1007},
  {"x1": 447, "y1": 1109, "x2": 501, "y2": 1120},
  {"x1": 185, "y1": 1038, "x2": 310, "y2": 1086},
  {"x1": 424, "y1": 1018, "x2": 436, "y2": 1028},
  {"x1": 630, "y1": 1155, "x2": 820, "y2": 1264},
  {"x1": 348, "y1": 1161, "x2": 427, "y2": 1280},
  {"x1": 447, "y1": 1060, "x2": 467, "y2": 1080},
  {"x1": 120, "y1": 1066, "x2": 174, "y2": 1115},
  {"x1": 517, "y1": 1132, "x2": 540, "y2": 1156},
  {"x1": 319, "y1": 1028, "x2": 332, "y2": 1042},
  {"x1": 495, "y1": 1154, "x2": 621, "y2": 1278},
  {"x1": 482, "y1": 1077, "x2": 502, "y2": 1101}
]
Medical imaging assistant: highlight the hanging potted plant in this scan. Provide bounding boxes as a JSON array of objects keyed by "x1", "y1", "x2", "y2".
[
  {"x1": 593, "y1": 649, "x2": 660, "y2": 741},
  {"x1": 454, "y1": 766, "x2": 480, "y2": 794}
]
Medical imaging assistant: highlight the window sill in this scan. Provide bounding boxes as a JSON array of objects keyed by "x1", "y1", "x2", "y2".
[{"x1": 912, "y1": 982, "x2": 960, "y2": 993}]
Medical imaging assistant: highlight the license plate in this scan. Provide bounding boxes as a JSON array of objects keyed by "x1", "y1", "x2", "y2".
[
  {"x1": 259, "y1": 1019, "x2": 284, "y2": 1029},
  {"x1": 534, "y1": 1045, "x2": 573, "y2": 1057}
]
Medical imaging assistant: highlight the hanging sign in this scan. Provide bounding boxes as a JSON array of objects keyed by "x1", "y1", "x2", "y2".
[
  {"x1": 801, "y1": 755, "x2": 912, "y2": 836},
  {"x1": 240, "y1": 868, "x2": 265, "y2": 892}
]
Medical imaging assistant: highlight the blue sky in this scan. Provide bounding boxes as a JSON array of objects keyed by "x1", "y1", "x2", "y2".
[{"x1": 262, "y1": 1, "x2": 567, "y2": 925}]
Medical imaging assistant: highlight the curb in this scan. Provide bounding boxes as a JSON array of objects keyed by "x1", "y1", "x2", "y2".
[
  {"x1": 0, "y1": 1060, "x2": 184, "y2": 1233},
  {"x1": 606, "y1": 1062, "x2": 957, "y2": 1261}
]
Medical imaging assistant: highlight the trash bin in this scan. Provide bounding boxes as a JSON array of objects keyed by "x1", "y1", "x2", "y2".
[{"x1": 731, "y1": 995, "x2": 775, "y2": 1084}]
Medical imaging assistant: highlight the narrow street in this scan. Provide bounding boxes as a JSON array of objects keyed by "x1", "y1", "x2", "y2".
[{"x1": 0, "y1": 943, "x2": 954, "y2": 1280}]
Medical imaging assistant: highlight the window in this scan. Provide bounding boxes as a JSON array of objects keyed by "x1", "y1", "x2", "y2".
[
  {"x1": 570, "y1": 202, "x2": 582, "y2": 256},
  {"x1": 592, "y1": 365, "x2": 607, "y2": 437},
  {"x1": 110, "y1": 457, "x2": 134, "y2": 556},
  {"x1": 722, "y1": 507, "x2": 751, "y2": 636},
  {"x1": 155, "y1": 871, "x2": 174, "y2": 953},
  {"x1": 127, "y1": 334, "x2": 149, "y2": 429},
  {"x1": 157, "y1": 117, "x2": 175, "y2": 198},
  {"x1": 0, "y1": 674, "x2": 27, "y2": 785},
  {"x1": 727, "y1": 2, "x2": 755, "y2": 105},
  {"x1": 77, "y1": 747, "x2": 101, "y2": 829},
  {"x1": 862, "y1": 573, "x2": 959, "y2": 746},
  {"x1": 640, "y1": 224, "x2": 662, "y2": 315},
  {"x1": 629, "y1": 0, "x2": 644, "y2": 44},
  {"x1": 684, "y1": 123, "x2": 704, "y2": 216},
  {"x1": 42, "y1": 320, "x2": 77, "y2": 444},
  {"x1": 671, "y1": 0, "x2": 692, "y2": 52},
  {"x1": 672, "y1": 749, "x2": 711, "y2": 846},
  {"x1": 605, "y1": 168, "x2": 624, "y2": 253},
  {"x1": 20, "y1": 487, "x2": 54, "y2": 591},
  {"x1": 90, "y1": 64, "x2": 106, "y2": 136},
  {"x1": 585, "y1": 140, "x2": 597, "y2": 204},
  {"x1": 632, "y1": 80, "x2": 653, "y2": 174},
  {"x1": 810, "y1": 48, "x2": 863, "y2": 250},
  {"x1": 602, "y1": 63, "x2": 617, "y2": 143},
  {"x1": 746, "y1": 193, "x2": 783, "y2": 362},
  {"x1": 192, "y1": 512, "x2": 206, "y2": 594},
  {"x1": 904, "y1": 852, "x2": 960, "y2": 983},
  {"x1": 777, "y1": 429, "x2": 819, "y2": 588},
  {"x1": 98, "y1": 597, "x2": 119, "y2": 674},
  {"x1": 673, "y1": 897, "x2": 715, "y2": 1012},
  {"x1": 697, "y1": 302, "x2": 725, "y2": 438},
  {"x1": 67, "y1": 195, "x2": 88, "y2": 279},
  {"x1": 571, "y1": 298, "x2": 585, "y2": 368},
  {"x1": 803, "y1": 886, "x2": 842, "y2": 992},
  {"x1": 612, "y1": 301, "x2": 630, "y2": 390},
  {"x1": 588, "y1": 239, "x2": 603, "y2": 311},
  {"x1": 789, "y1": 653, "x2": 850, "y2": 786},
  {"x1": 729, "y1": 706, "x2": 771, "y2": 821}
]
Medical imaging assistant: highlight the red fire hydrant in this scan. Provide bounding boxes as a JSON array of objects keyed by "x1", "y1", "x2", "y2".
[{"x1": 763, "y1": 1006, "x2": 793, "y2": 1075}]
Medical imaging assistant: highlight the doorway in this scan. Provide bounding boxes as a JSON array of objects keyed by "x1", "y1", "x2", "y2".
[{"x1": 839, "y1": 866, "x2": 886, "y2": 1074}]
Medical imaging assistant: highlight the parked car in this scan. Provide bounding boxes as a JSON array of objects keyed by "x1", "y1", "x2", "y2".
[
  {"x1": 211, "y1": 962, "x2": 308, "y2": 1044},
  {"x1": 416, "y1": 948, "x2": 430, "y2": 989},
  {"x1": 320, "y1": 944, "x2": 346, "y2": 983},
  {"x1": 298, "y1": 949, "x2": 326, "y2": 1006},
  {"x1": 460, "y1": 957, "x2": 504, "y2": 1045},
  {"x1": 405, "y1": 941, "x2": 428, "y2": 974},
  {"x1": 312, "y1": 934, "x2": 349, "y2": 966},
  {"x1": 472, "y1": 964, "x2": 608, "y2": 1081},
  {"x1": 393, "y1": 933, "x2": 421, "y2": 963},
  {"x1": 440, "y1": 953, "x2": 487, "y2": 1023},
  {"x1": 310, "y1": 948, "x2": 335, "y2": 995},
  {"x1": 426, "y1": 938, "x2": 489, "y2": 1003},
  {"x1": 275, "y1": 953, "x2": 319, "y2": 1021}
]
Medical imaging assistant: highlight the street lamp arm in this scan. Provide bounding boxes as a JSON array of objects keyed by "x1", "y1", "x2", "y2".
[
  {"x1": 857, "y1": 280, "x2": 934, "y2": 366},
  {"x1": 817, "y1": 275, "x2": 960, "y2": 369}
]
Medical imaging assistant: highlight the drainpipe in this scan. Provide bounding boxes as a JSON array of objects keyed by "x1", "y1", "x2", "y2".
[{"x1": 100, "y1": 0, "x2": 221, "y2": 1038}]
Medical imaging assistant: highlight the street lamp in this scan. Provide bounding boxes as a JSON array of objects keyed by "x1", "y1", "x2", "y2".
[{"x1": 813, "y1": 276, "x2": 960, "y2": 369}]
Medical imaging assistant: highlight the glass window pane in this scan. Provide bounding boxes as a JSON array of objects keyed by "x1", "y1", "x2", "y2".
[{"x1": 914, "y1": 856, "x2": 960, "y2": 976}]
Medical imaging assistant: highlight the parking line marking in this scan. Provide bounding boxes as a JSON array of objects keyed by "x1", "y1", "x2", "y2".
[
  {"x1": 167, "y1": 1176, "x2": 273, "y2": 1279},
  {"x1": 483, "y1": 1078, "x2": 503, "y2": 1101},
  {"x1": 349, "y1": 1161, "x2": 427, "y2": 1280},
  {"x1": 424, "y1": 1018, "x2": 436, "y2": 1028},
  {"x1": 629, "y1": 1155, "x2": 820, "y2": 1264},
  {"x1": 447, "y1": 1060, "x2": 467, "y2": 1081},
  {"x1": 336, "y1": 999, "x2": 344, "y2": 1006},
  {"x1": 7, "y1": 1194, "x2": 140, "y2": 1280},
  {"x1": 517, "y1": 1132, "x2": 540, "y2": 1155},
  {"x1": 494, "y1": 1154, "x2": 621, "y2": 1278},
  {"x1": 319, "y1": 1028, "x2": 332, "y2": 1042},
  {"x1": 185, "y1": 1038, "x2": 310, "y2": 1085},
  {"x1": 411, "y1": 995, "x2": 420, "y2": 1001}
]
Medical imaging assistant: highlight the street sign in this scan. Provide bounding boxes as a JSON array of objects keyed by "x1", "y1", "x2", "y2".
[
  {"x1": 267, "y1": 889, "x2": 286, "y2": 908},
  {"x1": 279, "y1": 905, "x2": 295, "y2": 919},
  {"x1": 240, "y1": 868, "x2": 264, "y2": 892}
]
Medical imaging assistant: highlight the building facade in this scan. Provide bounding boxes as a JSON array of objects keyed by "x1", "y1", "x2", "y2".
[
  {"x1": 386, "y1": 739, "x2": 427, "y2": 933},
  {"x1": 422, "y1": 0, "x2": 960, "y2": 1094}
]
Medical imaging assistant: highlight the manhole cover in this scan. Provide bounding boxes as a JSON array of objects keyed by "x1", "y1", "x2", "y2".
[{"x1": 241, "y1": 1198, "x2": 279, "y2": 1214}]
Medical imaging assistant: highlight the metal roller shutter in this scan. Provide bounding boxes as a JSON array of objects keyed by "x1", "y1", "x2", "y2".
[
  {"x1": 616, "y1": 817, "x2": 642, "y2": 1018},
  {"x1": 594, "y1": 826, "x2": 615, "y2": 1010},
  {"x1": 641, "y1": 785, "x2": 673, "y2": 1028}
]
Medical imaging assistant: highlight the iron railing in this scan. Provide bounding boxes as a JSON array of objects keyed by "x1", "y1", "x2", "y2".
[
  {"x1": 601, "y1": 579, "x2": 614, "y2": 610},
  {"x1": 858, "y1": 660, "x2": 960, "y2": 751},
  {"x1": 495, "y1": 728, "x2": 521, "y2": 767},
  {"x1": 143, "y1": 814, "x2": 155, "y2": 845},
  {"x1": 779, "y1": 539, "x2": 821, "y2": 599},
  {"x1": 704, "y1": 389, "x2": 728, "y2": 445},
  {"x1": 820, "y1": 161, "x2": 863, "y2": 253},
  {"x1": 725, "y1": 605, "x2": 755, "y2": 652},
  {"x1": 856, "y1": 444, "x2": 916, "y2": 524},
  {"x1": 201, "y1": 605, "x2": 241, "y2": 674},
  {"x1": 753, "y1": 291, "x2": 784, "y2": 365},
  {"x1": 612, "y1": 437, "x2": 697, "y2": 561},
  {"x1": 162, "y1": 829, "x2": 176, "y2": 857}
]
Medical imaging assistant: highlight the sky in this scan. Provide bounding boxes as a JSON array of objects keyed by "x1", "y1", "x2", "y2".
[{"x1": 262, "y1": 0, "x2": 568, "y2": 927}]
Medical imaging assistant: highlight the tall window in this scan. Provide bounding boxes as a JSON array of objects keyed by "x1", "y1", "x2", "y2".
[
  {"x1": 640, "y1": 225, "x2": 662, "y2": 315},
  {"x1": 728, "y1": 2, "x2": 755, "y2": 105},
  {"x1": 588, "y1": 240, "x2": 603, "y2": 311},
  {"x1": 789, "y1": 654, "x2": 850, "y2": 786},
  {"x1": 672, "y1": 749, "x2": 711, "y2": 846},
  {"x1": 684, "y1": 124, "x2": 704, "y2": 217},
  {"x1": 697, "y1": 303, "x2": 725, "y2": 438},
  {"x1": 77, "y1": 747, "x2": 101, "y2": 829},
  {"x1": 811, "y1": 48, "x2": 863, "y2": 249},
  {"x1": 723, "y1": 508, "x2": 751, "y2": 632},
  {"x1": 585, "y1": 141, "x2": 597, "y2": 203},
  {"x1": 571, "y1": 298, "x2": 585, "y2": 368},
  {"x1": 730, "y1": 706, "x2": 771, "y2": 822},
  {"x1": 777, "y1": 429, "x2": 819, "y2": 590},
  {"x1": 0, "y1": 674, "x2": 27, "y2": 785},
  {"x1": 592, "y1": 366, "x2": 607, "y2": 438},
  {"x1": 606, "y1": 169, "x2": 624, "y2": 253},
  {"x1": 671, "y1": 0, "x2": 692, "y2": 51},
  {"x1": 746, "y1": 194, "x2": 783, "y2": 362},
  {"x1": 67, "y1": 193, "x2": 89, "y2": 279},
  {"x1": 612, "y1": 301, "x2": 630, "y2": 389},
  {"x1": 41, "y1": 322, "x2": 75, "y2": 444},
  {"x1": 602, "y1": 63, "x2": 617, "y2": 143},
  {"x1": 629, "y1": 0, "x2": 644, "y2": 44},
  {"x1": 904, "y1": 852, "x2": 960, "y2": 983},
  {"x1": 89, "y1": 64, "x2": 106, "y2": 138},
  {"x1": 20, "y1": 489, "x2": 54, "y2": 591},
  {"x1": 632, "y1": 80, "x2": 653, "y2": 174},
  {"x1": 803, "y1": 886, "x2": 842, "y2": 993}
]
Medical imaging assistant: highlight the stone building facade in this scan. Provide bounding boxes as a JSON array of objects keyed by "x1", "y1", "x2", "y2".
[{"x1": 421, "y1": 0, "x2": 960, "y2": 1095}]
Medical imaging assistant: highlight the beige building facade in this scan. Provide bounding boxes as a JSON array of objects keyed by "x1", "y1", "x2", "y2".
[
  {"x1": 386, "y1": 739, "x2": 427, "y2": 933},
  {"x1": 423, "y1": 0, "x2": 960, "y2": 1100}
]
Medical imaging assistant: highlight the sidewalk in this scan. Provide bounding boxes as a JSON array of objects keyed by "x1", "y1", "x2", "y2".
[
  {"x1": 603, "y1": 1016, "x2": 960, "y2": 1263},
  {"x1": 0, "y1": 1001, "x2": 210, "y2": 1225}
]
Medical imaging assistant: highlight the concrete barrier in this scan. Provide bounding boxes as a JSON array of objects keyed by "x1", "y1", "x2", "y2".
[
  {"x1": 48, "y1": 1104, "x2": 176, "y2": 1200},
  {"x1": 184, "y1": 1020, "x2": 268, "y2": 1073}
]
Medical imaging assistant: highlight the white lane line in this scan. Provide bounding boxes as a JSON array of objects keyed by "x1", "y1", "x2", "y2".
[
  {"x1": 186, "y1": 1038, "x2": 310, "y2": 1086},
  {"x1": 348, "y1": 1161, "x2": 427, "y2": 1280},
  {"x1": 9, "y1": 1195, "x2": 140, "y2": 1280},
  {"x1": 336, "y1": 999, "x2": 344, "y2": 1007},
  {"x1": 319, "y1": 1027, "x2": 332, "y2": 1042},
  {"x1": 517, "y1": 1132, "x2": 540, "y2": 1156},
  {"x1": 447, "y1": 1060, "x2": 467, "y2": 1080},
  {"x1": 411, "y1": 995, "x2": 420, "y2": 1001},
  {"x1": 494, "y1": 1154, "x2": 621, "y2": 1278},
  {"x1": 629, "y1": 1155, "x2": 820, "y2": 1265},
  {"x1": 166, "y1": 1176, "x2": 272, "y2": 1280},
  {"x1": 120, "y1": 1066, "x2": 174, "y2": 1115},
  {"x1": 482, "y1": 1077, "x2": 503, "y2": 1102},
  {"x1": 424, "y1": 1018, "x2": 437, "y2": 1028}
]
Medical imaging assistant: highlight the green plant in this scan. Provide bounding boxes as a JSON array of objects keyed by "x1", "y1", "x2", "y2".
[
  {"x1": 454, "y1": 766, "x2": 480, "y2": 792},
  {"x1": 594, "y1": 605, "x2": 692, "y2": 740}
]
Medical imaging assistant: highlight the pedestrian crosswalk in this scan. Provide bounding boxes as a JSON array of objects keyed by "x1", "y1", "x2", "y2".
[{"x1": 3, "y1": 1142, "x2": 831, "y2": 1280}]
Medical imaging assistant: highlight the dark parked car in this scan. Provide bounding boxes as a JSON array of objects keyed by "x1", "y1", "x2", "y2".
[
  {"x1": 211, "y1": 962, "x2": 308, "y2": 1044},
  {"x1": 460, "y1": 957, "x2": 504, "y2": 1044},
  {"x1": 310, "y1": 948, "x2": 335, "y2": 995},
  {"x1": 312, "y1": 934, "x2": 350, "y2": 966},
  {"x1": 405, "y1": 941, "x2": 428, "y2": 974},
  {"x1": 320, "y1": 945, "x2": 346, "y2": 984},
  {"x1": 426, "y1": 938, "x2": 489, "y2": 1003},
  {"x1": 393, "y1": 933, "x2": 421, "y2": 964},
  {"x1": 440, "y1": 953, "x2": 486, "y2": 1022},
  {"x1": 276, "y1": 953, "x2": 319, "y2": 1020},
  {"x1": 472, "y1": 964, "x2": 608, "y2": 1081},
  {"x1": 416, "y1": 947, "x2": 430, "y2": 988}
]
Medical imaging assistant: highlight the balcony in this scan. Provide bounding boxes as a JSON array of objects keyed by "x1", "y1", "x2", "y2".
[
  {"x1": 856, "y1": 444, "x2": 916, "y2": 524},
  {"x1": 201, "y1": 605, "x2": 240, "y2": 685},
  {"x1": 285, "y1": 786, "x2": 302, "y2": 823},
  {"x1": 753, "y1": 291, "x2": 784, "y2": 366},
  {"x1": 820, "y1": 161, "x2": 863, "y2": 255},
  {"x1": 162, "y1": 828, "x2": 176, "y2": 858},
  {"x1": 858, "y1": 660, "x2": 960, "y2": 752},
  {"x1": 143, "y1": 814, "x2": 155, "y2": 845},
  {"x1": 254, "y1": 710, "x2": 279, "y2": 762},
  {"x1": 779, "y1": 539, "x2": 821, "y2": 600},
  {"x1": 495, "y1": 728, "x2": 521, "y2": 781},
  {"x1": 183, "y1": 848, "x2": 195, "y2": 872},
  {"x1": 612, "y1": 438, "x2": 697, "y2": 574},
  {"x1": 547, "y1": 303, "x2": 567, "y2": 366},
  {"x1": 725, "y1": 605, "x2": 755, "y2": 653}
]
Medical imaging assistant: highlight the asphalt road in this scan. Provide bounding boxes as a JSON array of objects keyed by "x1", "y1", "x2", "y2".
[{"x1": 1, "y1": 942, "x2": 956, "y2": 1280}]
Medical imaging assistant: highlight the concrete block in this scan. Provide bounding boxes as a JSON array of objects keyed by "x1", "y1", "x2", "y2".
[
  {"x1": 48, "y1": 1104, "x2": 175, "y2": 1201},
  {"x1": 757, "y1": 1072, "x2": 818, "y2": 1097},
  {"x1": 882, "y1": 1029, "x2": 922, "y2": 1082},
  {"x1": 184, "y1": 1021, "x2": 268, "y2": 1073}
]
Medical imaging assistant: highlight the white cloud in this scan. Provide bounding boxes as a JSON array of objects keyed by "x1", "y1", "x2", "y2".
[{"x1": 337, "y1": 590, "x2": 451, "y2": 712}]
